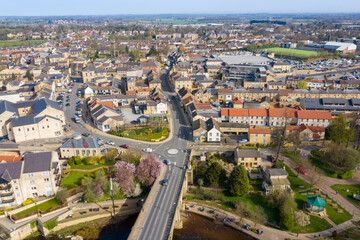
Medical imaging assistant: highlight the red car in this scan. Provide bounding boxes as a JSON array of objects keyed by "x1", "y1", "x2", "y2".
[
  {"x1": 298, "y1": 167, "x2": 307, "y2": 175},
  {"x1": 72, "y1": 83, "x2": 75, "y2": 86},
  {"x1": 120, "y1": 144, "x2": 129, "y2": 149}
]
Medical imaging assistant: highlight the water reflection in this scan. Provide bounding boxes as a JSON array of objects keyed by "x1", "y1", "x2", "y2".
[{"x1": 173, "y1": 212, "x2": 254, "y2": 240}]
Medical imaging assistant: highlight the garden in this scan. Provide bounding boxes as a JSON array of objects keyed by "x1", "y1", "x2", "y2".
[
  {"x1": 109, "y1": 126, "x2": 169, "y2": 142},
  {"x1": 12, "y1": 199, "x2": 63, "y2": 220}
]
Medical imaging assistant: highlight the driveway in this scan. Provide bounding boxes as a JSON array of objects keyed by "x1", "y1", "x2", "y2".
[{"x1": 121, "y1": 107, "x2": 139, "y2": 123}]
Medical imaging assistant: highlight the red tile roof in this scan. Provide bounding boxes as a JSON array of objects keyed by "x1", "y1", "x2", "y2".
[
  {"x1": 0, "y1": 156, "x2": 22, "y2": 163},
  {"x1": 250, "y1": 128, "x2": 271, "y2": 134},
  {"x1": 228, "y1": 109, "x2": 249, "y2": 117},
  {"x1": 297, "y1": 110, "x2": 332, "y2": 120},
  {"x1": 248, "y1": 109, "x2": 267, "y2": 117}
]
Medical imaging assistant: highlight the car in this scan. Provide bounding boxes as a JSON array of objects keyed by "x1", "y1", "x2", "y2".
[
  {"x1": 238, "y1": 139, "x2": 248, "y2": 143},
  {"x1": 106, "y1": 141, "x2": 115, "y2": 145},
  {"x1": 82, "y1": 133, "x2": 91, "y2": 137},
  {"x1": 72, "y1": 83, "x2": 75, "y2": 86},
  {"x1": 76, "y1": 111, "x2": 82, "y2": 117},
  {"x1": 66, "y1": 103, "x2": 70, "y2": 106},
  {"x1": 120, "y1": 144, "x2": 129, "y2": 149},
  {"x1": 142, "y1": 148, "x2": 153, "y2": 153},
  {"x1": 162, "y1": 179, "x2": 168, "y2": 186},
  {"x1": 163, "y1": 159, "x2": 171, "y2": 165},
  {"x1": 298, "y1": 167, "x2": 307, "y2": 175},
  {"x1": 97, "y1": 138, "x2": 103, "y2": 141}
]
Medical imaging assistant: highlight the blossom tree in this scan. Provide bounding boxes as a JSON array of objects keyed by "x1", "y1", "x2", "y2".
[
  {"x1": 114, "y1": 161, "x2": 136, "y2": 195},
  {"x1": 136, "y1": 154, "x2": 161, "y2": 186}
]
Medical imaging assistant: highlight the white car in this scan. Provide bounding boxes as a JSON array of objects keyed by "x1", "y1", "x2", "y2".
[
  {"x1": 106, "y1": 141, "x2": 115, "y2": 145},
  {"x1": 142, "y1": 148, "x2": 153, "y2": 153},
  {"x1": 238, "y1": 139, "x2": 248, "y2": 143}
]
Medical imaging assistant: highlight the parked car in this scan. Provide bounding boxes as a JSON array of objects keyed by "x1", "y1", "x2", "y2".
[
  {"x1": 82, "y1": 133, "x2": 91, "y2": 137},
  {"x1": 238, "y1": 139, "x2": 248, "y2": 143},
  {"x1": 106, "y1": 141, "x2": 115, "y2": 145},
  {"x1": 120, "y1": 144, "x2": 129, "y2": 149},
  {"x1": 142, "y1": 148, "x2": 153, "y2": 153},
  {"x1": 298, "y1": 167, "x2": 307, "y2": 175},
  {"x1": 97, "y1": 138, "x2": 103, "y2": 142},
  {"x1": 163, "y1": 159, "x2": 171, "y2": 165}
]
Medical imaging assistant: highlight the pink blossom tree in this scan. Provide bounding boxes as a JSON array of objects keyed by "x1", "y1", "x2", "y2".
[
  {"x1": 136, "y1": 154, "x2": 162, "y2": 186},
  {"x1": 114, "y1": 161, "x2": 136, "y2": 195}
]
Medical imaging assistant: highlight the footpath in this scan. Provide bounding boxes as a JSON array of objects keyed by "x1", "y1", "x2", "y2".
[{"x1": 184, "y1": 201, "x2": 355, "y2": 240}]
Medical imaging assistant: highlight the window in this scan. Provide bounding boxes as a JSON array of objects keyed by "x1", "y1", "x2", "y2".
[
  {"x1": 42, "y1": 172, "x2": 48, "y2": 176},
  {"x1": 13, "y1": 180, "x2": 16, "y2": 184},
  {"x1": 15, "y1": 187, "x2": 19, "y2": 190},
  {"x1": 18, "y1": 129, "x2": 21, "y2": 131},
  {"x1": 28, "y1": 173, "x2": 34, "y2": 178},
  {"x1": 31, "y1": 187, "x2": 37, "y2": 190},
  {"x1": 29, "y1": 180, "x2": 35, "y2": 184},
  {"x1": 46, "y1": 185, "x2": 52, "y2": 189},
  {"x1": 44, "y1": 178, "x2": 50, "y2": 182}
]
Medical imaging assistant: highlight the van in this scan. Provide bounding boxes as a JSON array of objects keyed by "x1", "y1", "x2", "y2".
[
  {"x1": 74, "y1": 115, "x2": 80, "y2": 123},
  {"x1": 162, "y1": 179, "x2": 168, "y2": 186}
]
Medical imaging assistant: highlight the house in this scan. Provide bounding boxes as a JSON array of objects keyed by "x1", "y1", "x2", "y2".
[
  {"x1": 90, "y1": 104, "x2": 124, "y2": 132},
  {"x1": 206, "y1": 118, "x2": 221, "y2": 142},
  {"x1": 249, "y1": 127, "x2": 271, "y2": 145},
  {"x1": 296, "y1": 110, "x2": 332, "y2": 127},
  {"x1": 0, "y1": 99, "x2": 65, "y2": 142},
  {"x1": 60, "y1": 136, "x2": 103, "y2": 158},
  {"x1": 286, "y1": 124, "x2": 326, "y2": 141},
  {"x1": 0, "y1": 151, "x2": 61, "y2": 207},
  {"x1": 193, "y1": 119, "x2": 207, "y2": 143},
  {"x1": 234, "y1": 148, "x2": 262, "y2": 168},
  {"x1": 262, "y1": 168, "x2": 290, "y2": 194}
]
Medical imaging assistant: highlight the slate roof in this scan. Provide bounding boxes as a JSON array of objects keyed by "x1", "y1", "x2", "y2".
[
  {"x1": 23, "y1": 152, "x2": 52, "y2": 173},
  {"x1": 0, "y1": 100, "x2": 17, "y2": 115},
  {"x1": 268, "y1": 168, "x2": 288, "y2": 176},
  {"x1": 0, "y1": 162, "x2": 22, "y2": 183},
  {"x1": 61, "y1": 137, "x2": 99, "y2": 149},
  {"x1": 235, "y1": 148, "x2": 261, "y2": 158}
]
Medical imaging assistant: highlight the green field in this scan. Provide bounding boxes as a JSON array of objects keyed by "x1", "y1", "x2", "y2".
[
  {"x1": 0, "y1": 40, "x2": 45, "y2": 48},
  {"x1": 266, "y1": 47, "x2": 321, "y2": 59},
  {"x1": 62, "y1": 171, "x2": 93, "y2": 189}
]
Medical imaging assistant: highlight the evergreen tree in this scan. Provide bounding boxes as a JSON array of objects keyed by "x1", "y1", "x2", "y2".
[{"x1": 228, "y1": 165, "x2": 249, "y2": 197}]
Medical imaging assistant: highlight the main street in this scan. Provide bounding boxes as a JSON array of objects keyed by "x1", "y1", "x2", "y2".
[{"x1": 61, "y1": 59, "x2": 192, "y2": 240}]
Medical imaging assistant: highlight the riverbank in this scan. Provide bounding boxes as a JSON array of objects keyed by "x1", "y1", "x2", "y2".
[{"x1": 184, "y1": 201, "x2": 355, "y2": 240}]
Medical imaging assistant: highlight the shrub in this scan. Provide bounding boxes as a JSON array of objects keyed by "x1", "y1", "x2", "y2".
[
  {"x1": 74, "y1": 156, "x2": 82, "y2": 165},
  {"x1": 30, "y1": 220, "x2": 37, "y2": 229},
  {"x1": 67, "y1": 157, "x2": 74, "y2": 166},
  {"x1": 43, "y1": 217, "x2": 58, "y2": 230},
  {"x1": 89, "y1": 156, "x2": 101, "y2": 165},
  {"x1": 22, "y1": 198, "x2": 34, "y2": 206},
  {"x1": 55, "y1": 190, "x2": 68, "y2": 204},
  {"x1": 340, "y1": 171, "x2": 354, "y2": 179},
  {"x1": 82, "y1": 157, "x2": 90, "y2": 165}
]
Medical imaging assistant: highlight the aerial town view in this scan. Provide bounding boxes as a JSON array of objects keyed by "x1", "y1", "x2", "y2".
[{"x1": 1, "y1": 0, "x2": 360, "y2": 240}]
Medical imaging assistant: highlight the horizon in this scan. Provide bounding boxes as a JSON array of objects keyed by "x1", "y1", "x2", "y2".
[{"x1": 2, "y1": 0, "x2": 360, "y2": 17}]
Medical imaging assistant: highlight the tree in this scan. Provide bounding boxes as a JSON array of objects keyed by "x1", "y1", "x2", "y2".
[
  {"x1": 114, "y1": 161, "x2": 136, "y2": 195},
  {"x1": 197, "y1": 178, "x2": 204, "y2": 189},
  {"x1": 321, "y1": 144, "x2": 360, "y2": 174},
  {"x1": 297, "y1": 80, "x2": 308, "y2": 89},
  {"x1": 204, "y1": 162, "x2": 227, "y2": 187},
  {"x1": 228, "y1": 165, "x2": 249, "y2": 197},
  {"x1": 328, "y1": 114, "x2": 355, "y2": 146},
  {"x1": 55, "y1": 190, "x2": 68, "y2": 204},
  {"x1": 82, "y1": 171, "x2": 109, "y2": 202},
  {"x1": 267, "y1": 190, "x2": 295, "y2": 229},
  {"x1": 131, "y1": 49, "x2": 142, "y2": 61},
  {"x1": 25, "y1": 71, "x2": 33, "y2": 81},
  {"x1": 250, "y1": 205, "x2": 266, "y2": 229},
  {"x1": 136, "y1": 154, "x2": 161, "y2": 186}
]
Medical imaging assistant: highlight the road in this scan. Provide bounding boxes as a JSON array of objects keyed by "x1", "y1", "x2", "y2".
[
  {"x1": 137, "y1": 59, "x2": 192, "y2": 240},
  {"x1": 63, "y1": 59, "x2": 191, "y2": 240}
]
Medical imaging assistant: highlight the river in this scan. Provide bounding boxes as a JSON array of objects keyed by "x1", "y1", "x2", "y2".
[{"x1": 173, "y1": 212, "x2": 255, "y2": 240}]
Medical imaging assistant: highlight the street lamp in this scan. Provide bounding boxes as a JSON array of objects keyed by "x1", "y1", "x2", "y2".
[{"x1": 110, "y1": 178, "x2": 115, "y2": 217}]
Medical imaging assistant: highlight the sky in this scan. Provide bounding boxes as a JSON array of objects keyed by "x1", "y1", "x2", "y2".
[{"x1": 1, "y1": 0, "x2": 360, "y2": 16}]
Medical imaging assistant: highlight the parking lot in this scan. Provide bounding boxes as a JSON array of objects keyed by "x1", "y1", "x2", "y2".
[{"x1": 121, "y1": 107, "x2": 140, "y2": 123}]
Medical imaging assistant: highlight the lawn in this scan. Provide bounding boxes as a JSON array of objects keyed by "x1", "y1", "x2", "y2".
[
  {"x1": 0, "y1": 40, "x2": 45, "y2": 48},
  {"x1": 70, "y1": 164, "x2": 109, "y2": 170},
  {"x1": 62, "y1": 171, "x2": 93, "y2": 189},
  {"x1": 14, "y1": 199, "x2": 60, "y2": 217},
  {"x1": 290, "y1": 215, "x2": 332, "y2": 233},
  {"x1": 331, "y1": 184, "x2": 360, "y2": 209},
  {"x1": 266, "y1": 47, "x2": 321, "y2": 59}
]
